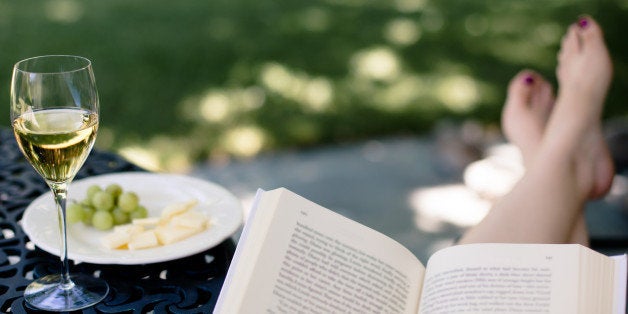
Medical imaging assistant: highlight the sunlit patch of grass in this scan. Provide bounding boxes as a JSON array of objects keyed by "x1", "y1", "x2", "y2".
[
  {"x1": 350, "y1": 47, "x2": 401, "y2": 82},
  {"x1": 119, "y1": 146, "x2": 161, "y2": 172},
  {"x1": 220, "y1": 126, "x2": 267, "y2": 158},
  {"x1": 435, "y1": 75, "x2": 480, "y2": 113},
  {"x1": 384, "y1": 18, "x2": 422, "y2": 46},
  {"x1": 371, "y1": 74, "x2": 427, "y2": 111},
  {"x1": 44, "y1": 0, "x2": 83, "y2": 23},
  {"x1": 181, "y1": 87, "x2": 266, "y2": 124},
  {"x1": 260, "y1": 62, "x2": 333, "y2": 113},
  {"x1": 119, "y1": 135, "x2": 198, "y2": 173}
]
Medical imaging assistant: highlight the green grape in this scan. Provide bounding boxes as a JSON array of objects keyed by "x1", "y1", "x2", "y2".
[
  {"x1": 81, "y1": 198, "x2": 93, "y2": 207},
  {"x1": 86, "y1": 185, "x2": 102, "y2": 200},
  {"x1": 66, "y1": 202, "x2": 84, "y2": 224},
  {"x1": 73, "y1": 183, "x2": 147, "y2": 229},
  {"x1": 112, "y1": 208, "x2": 130, "y2": 225},
  {"x1": 105, "y1": 184, "x2": 123, "y2": 200},
  {"x1": 130, "y1": 205, "x2": 148, "y2": 220},
  {"x1": 92, "y1": 211, "x2": 114, "y2": 230},
  {"x1": 92, "y1": 191, "x2": 115, "y2": 211},
  {"x1": 118, "y1": 192, "x2": 139, "y2": 212},
  {"x1": 82, "y1": 206, "x2": 95, "y2": 226}
]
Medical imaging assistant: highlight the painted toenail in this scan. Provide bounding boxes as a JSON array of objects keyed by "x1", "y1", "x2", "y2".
[
  {"x1": 524, "y1": 75, "x2": 534, "y2": 85},
  {"x1": 578, "y1": 17, "x2": 589, "y2": 28}
]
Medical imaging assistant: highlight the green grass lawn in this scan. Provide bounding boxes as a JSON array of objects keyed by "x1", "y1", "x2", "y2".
[{"x1": 2, "y1": 0, "x2": 627, "y2": 171}]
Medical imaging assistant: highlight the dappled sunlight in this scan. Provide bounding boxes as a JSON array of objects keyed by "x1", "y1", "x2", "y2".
[
  {"x1": 221, "y1": 126, "x2": 267, "y2": 158},
  {"x1": 385, "y1": 18, "x2": 422, "y2": 46},
  {"x1": 3, "y1": 0, "x2": 626, "y2": 175},
  {"x1": 372, "y1": 74, "x2": 426, "y2": 111},
  {"x1": 119, "y1": 136, "x2": 196, "y2": 173},
  {"x1": 409, "y1": 184, "x2": 491, "y2": 232},
  {"x1": 260, "y1": 62, "x2": 333, "y2": 112},
  {"x1": 435, "y1": 75, "x2": 480, "y2": 113},
  {"x1": 408, "y1": 143, "x2": 525, "y2": 234},
  {"x1": 350, "y1": 47, "x2": 401, "y2": 82},
  {"x1": 463, "y1": 143, "x2": 523, "y2": 199},
  {"x1": 181, "y1": 87, "x2": 266, "y2": 124},
  {"x1": 119, "y1": 146, "x2": 161, "y2": 172},
  {"x1": 44, "y1": 0, "x2": 83, "y2": 23},
  {"x1": 303, "y1": 78, "x2": 334, "y2": 112},
  {"x1": 200, "y1": 92, "x2": 230, "y2": 123}
]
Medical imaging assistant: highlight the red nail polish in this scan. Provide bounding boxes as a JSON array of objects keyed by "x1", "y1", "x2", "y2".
[
  {"x1": 578, "y1": 17, "x2": 588, "y2": 28},
  {"x1": 524, "y1": 75, "x2": 534, "y2": 85}
]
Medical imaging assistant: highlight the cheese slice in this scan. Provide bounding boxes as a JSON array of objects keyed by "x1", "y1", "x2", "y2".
[
  {"x1": 102, "y1": 231, "x2": 132, "y2": 249},
  {"x1": 114, "y1": 224, "x2": 145, "y2": 236},
  {"x1": 155, "y1": 225, "x2": 202, "y2": 245},
  {"x1": 171, "y1": 210, "x2": 207, "y2": 230},
  {"x1": 132, "y1": 217, "x2": 161, "y2": 227},
  {"x1": 161, "y1": 199, "x2": 198, "y2": 221},
  {"x1": 127, "y1": 230, "x2": 159, "y2": 250}
]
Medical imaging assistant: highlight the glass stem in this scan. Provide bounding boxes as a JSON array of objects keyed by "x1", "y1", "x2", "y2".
[{"x1": 49, "y1": 181, "x2": 74, "y2": 290}]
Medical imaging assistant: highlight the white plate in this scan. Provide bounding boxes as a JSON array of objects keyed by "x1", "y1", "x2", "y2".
[{"x1": 21, "y1": 172, "x2": 243, "y2": 265}]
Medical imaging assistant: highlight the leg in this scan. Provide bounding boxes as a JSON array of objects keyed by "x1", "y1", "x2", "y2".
[
  {"x1": 503, "y1": 70, "x2": 590, "y2": 245},
  {"x1": 458, "y1": 16, "x2": 614, "y2": 245}
]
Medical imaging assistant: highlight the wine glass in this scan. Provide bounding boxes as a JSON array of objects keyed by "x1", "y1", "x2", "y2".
[{"x1": 10, "y1": 55, "x2": 109, "y2": 311}]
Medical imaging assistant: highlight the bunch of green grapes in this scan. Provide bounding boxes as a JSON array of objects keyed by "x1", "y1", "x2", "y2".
[{"x1": 67, "y1": 183, "x2": 148, "y2": 230}]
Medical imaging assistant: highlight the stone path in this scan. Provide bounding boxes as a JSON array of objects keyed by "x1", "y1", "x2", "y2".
[{"x1": 189, "y1": 135, "x2": 628, "y2": 261}]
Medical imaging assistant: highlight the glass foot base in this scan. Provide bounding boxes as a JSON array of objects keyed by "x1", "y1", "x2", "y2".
[{"x1": 24, "y1": 273, "x2": 109, "y2": 312}]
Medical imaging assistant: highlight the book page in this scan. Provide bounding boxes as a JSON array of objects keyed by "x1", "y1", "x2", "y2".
[
  {"x1": 577, "y1": 246, "x2": 622, "y2": 314},
  {"x1": 611, "y1": 254, "x2": 627, "y2": 314},
  {"x1": 418, "y1": 243, "x2": 580, "y2": 314},
  {"x1": 216, "y1": 188, "x2": 425, "y2": 314}
]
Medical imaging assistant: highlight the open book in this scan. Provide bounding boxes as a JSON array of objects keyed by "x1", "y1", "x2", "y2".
[{"x1": 215, "y1": 188, "x2": 627, "y2": 314}]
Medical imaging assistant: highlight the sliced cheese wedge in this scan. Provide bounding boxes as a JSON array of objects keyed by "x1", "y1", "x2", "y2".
[
  {"x1": 114, "y1": 224, "x2": 145, "y2": 236},
  {"x1": 171, "y1": 210, "x2": 207, "y2": 230},
  {"x1": 132, "y1": 217, "x2": 161, "y2": 227},
  {"x1": 102, "y1": 231, "x2": 132, "y2": 249},
  {"x1": 161, "y1": 199, "x2": 198, "y2": 221},
  {"x1": 127, "y1": 230, "x2": 159, "y2": 250},
  {"x1": 155, "y1": 225, "x2": 202, "y2": 245}
]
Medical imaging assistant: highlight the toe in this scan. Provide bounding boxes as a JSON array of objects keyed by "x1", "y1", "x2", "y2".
[
  {"x1": 530, "y1": 76, "x2": 555, "y2": 119},
  {"x1": 576, "y1": 16, "x2": 605, "y2": 47},
  {"x1": 506, "y1": 70, "x2": 536, "y2": 104}
]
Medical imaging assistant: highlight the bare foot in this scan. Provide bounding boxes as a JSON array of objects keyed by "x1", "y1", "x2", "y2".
[
  {"x1": 547, "y1": 16, "x2": 614, "y2": 199},
  {"x1": 501, "y1": 70, "x2": 554, "y2": 167},
  {"x1": 502, "y1": 69, "x2": 592, "y2": 245}
]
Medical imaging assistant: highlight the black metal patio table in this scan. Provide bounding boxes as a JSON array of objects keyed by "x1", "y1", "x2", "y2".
[{"x1": 0, "y1": 128, "x2": 236, "y2": 313}]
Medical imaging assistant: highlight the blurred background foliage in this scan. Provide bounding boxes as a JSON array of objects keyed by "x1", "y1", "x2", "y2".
[{"x1": 1, "y1": 0, "x2": 627, "y2": 172}]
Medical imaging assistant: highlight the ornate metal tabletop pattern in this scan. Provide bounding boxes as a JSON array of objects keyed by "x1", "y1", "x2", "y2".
[{"x1": 0, "y1": 129, "x2": 235, "y2": 313}]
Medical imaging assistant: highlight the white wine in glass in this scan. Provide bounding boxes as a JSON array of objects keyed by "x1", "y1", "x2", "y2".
[{"x1": 10, "y1": 55, "x2": 109, "y2": 311}]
